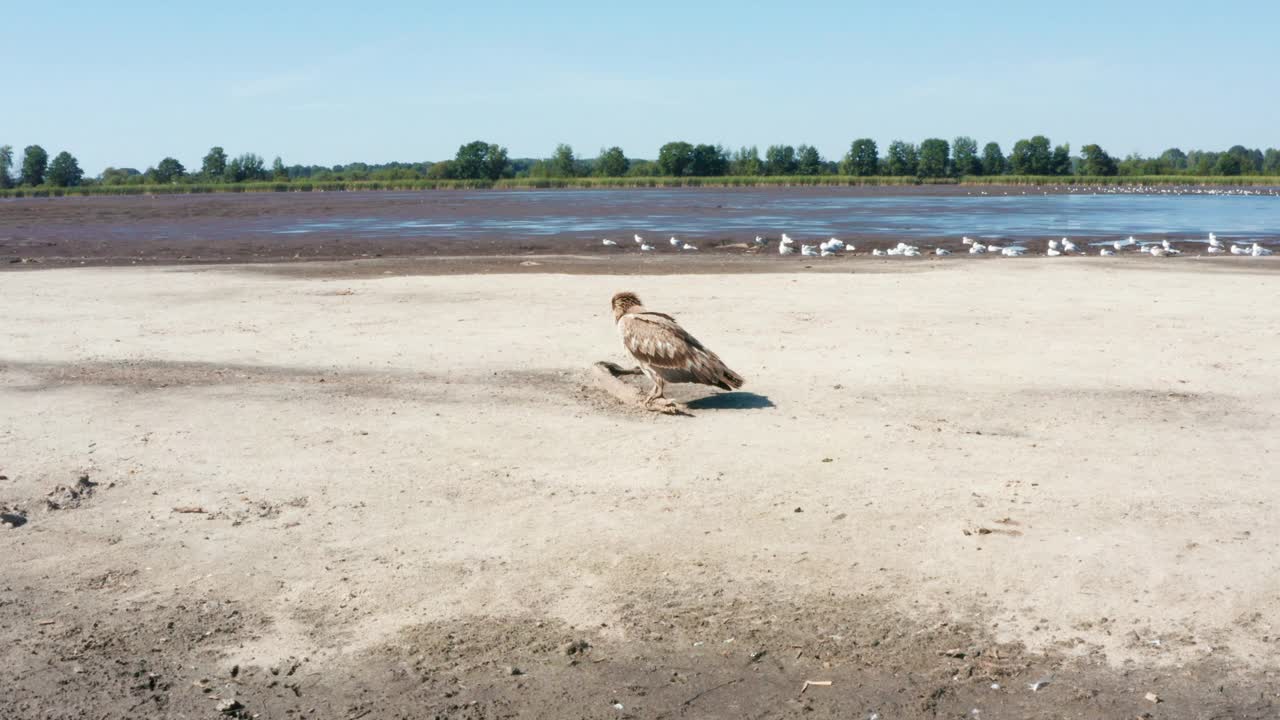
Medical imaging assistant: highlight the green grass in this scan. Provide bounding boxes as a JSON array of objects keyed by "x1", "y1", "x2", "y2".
[{"x1": 2, "y1": 174, "x2": 1276, "y2": 198}]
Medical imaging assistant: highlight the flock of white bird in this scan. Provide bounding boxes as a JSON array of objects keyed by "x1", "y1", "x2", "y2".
[
  {"x1": 601, "y1": 232, "x2": 1274, "y2": 258},
  {"x1": 601, "y1": 234, "x2": 701, "y2": 252}
]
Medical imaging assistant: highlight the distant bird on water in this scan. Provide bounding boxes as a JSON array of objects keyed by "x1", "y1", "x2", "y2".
[
  {"x1": 753, "y1": 235, "x2": 766, "y2": 247},
  {"x1": 670, "y1": 236, "x2": 681, "y2": 247},
  {"x1": 602, "y1": 238, "x2": 618, "y2": 247},
  {"x1": 681, "y1": 242, "x2": 698, "y2": 251},
  {"x1": 634, "y1": 234, "x2": 644, "y2": 244},
  {"x1": 640, "y1": 242, "x2": 655, "y2": 252},
  {"x1": 611, "y1": 291, "x2": 743, "y2": 407}
]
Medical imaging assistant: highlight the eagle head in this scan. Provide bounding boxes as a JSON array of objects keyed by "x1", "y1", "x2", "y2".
[{"x1": 611, "y1": 291, "x2": 643, "y2": 321}]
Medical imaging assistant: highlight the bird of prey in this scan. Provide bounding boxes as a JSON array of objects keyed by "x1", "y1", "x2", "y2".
[{"x1": 611, "y1": 291, "x2": 743, "y2": 406}]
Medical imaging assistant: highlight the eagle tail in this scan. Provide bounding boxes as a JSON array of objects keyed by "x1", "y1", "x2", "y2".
[{"x1": 714, "y1": 366, "x2": 744, "y2": 391}]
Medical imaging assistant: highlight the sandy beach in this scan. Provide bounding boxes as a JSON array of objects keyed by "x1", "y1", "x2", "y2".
[{"x1": 2, "y1": 258, "x2": 1278, "y2": 718}]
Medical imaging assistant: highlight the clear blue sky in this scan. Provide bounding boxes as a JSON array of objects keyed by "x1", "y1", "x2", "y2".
[{"x1": 8, "y1": 1, "x2": 1279, "y2": 174}]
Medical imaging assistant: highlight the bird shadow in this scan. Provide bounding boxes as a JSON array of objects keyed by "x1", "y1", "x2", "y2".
[{"x1": 685, "y1": 391, "x2": 774, "y2": 411}]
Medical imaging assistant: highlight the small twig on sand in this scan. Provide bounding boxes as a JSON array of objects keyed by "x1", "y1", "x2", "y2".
[
  {"x1": 800, "y1": 680, "x2": 832, "y2": 694},
  {"x1": 172, "y1": 506, "x2": 206, "y2": 514},
  {"x1": 682, "y1": 678, "x2": 743, "y2": 707}
]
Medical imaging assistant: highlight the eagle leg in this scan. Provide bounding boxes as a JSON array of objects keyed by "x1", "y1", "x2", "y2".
[{"x1": 641, "y1": 367, "x2": 666, "y2": 407}]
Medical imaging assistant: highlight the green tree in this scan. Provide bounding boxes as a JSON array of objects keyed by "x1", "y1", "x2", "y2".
[
  {"x1": 1215, "y1": 153, "x2": 1242, "y2": 176},
  {"x1": 1190, "y1": 152, "x2": 1217, "y2": 175},
  {"x1": 796, "y1": 145, "x2": 822, "y2": 175},
  {"x1": 485, "y1": 144, "x2": 510, "y2": 180},
  {"x1": 201, "y1": 146, "x2": 227, "y2": 181},
  {"x1": 981, "y1": 142, "x2": 1006, "y2": 175},
  {"x1": 730, "y1": 146, "x2": 762, "y2": 175},
  {"x1": 154, "y1": 157, "x2": 186, "y2": 183},
  {"x1": 951, "y1": 136, "x2": 979, "y2": 176},
  {"x1": 764, "y1": 145, "x2": 797, "y2": 175},
  {"x1": 917, "y1": 138, "x2": 950, "y2": 178},
  {"x1": 1010, "y1": 136, "x2": 1052, "y2": 175},
  {"x1": 1225, "y1": 145, "x2": 1260, "y2": 174},
  {"x1": 453, "y1": 141, "x2": 509, "y2": 180},
  {"x1": 1080, "y1": 144, "x2": 1117, "y2": 176},
  {"x1": 841, "y1": 139, "x2": 879, "y2": 176},
  {"x1": 454, "y1": 141, "x2": 489, "y2": 179},
  {"x1": 885, "y1": 140, "x2": 918, "y2": 176},
  {"x1": 596, "y1": 146, "x2": 629, "y2": 177},
  {"x1": 1011, "y1": 139, "x2": 1031, "y2": 174},
  {"x1": 1264, "y1": 148, "x2": 1280, "y2": 175},
  {"x1": 656, "y1": 141, "x2": 695, "y2": 176},
  {"x1": 425, "y1": 161, "x2": 455, "y2": 179},
  {"x1": 46, "y1": 151, "x2": 84, "y2": 187},
  {"x1": 1051, "y1": 143, "x2": 1072, "y2": 175},
  {"x1": 224, "y1": 156, "x2": 243, "y2": 182},
  {"x1": 1159, "y1": 148, "x2": 1188, "y2": 171},
  {"x1": 224, "y1": 153, "x2": 266, "y2": 182},
  {"x1": 271, "y1": 156, "x2": 288, "y2": 181},
  {"x1": 627, "y1": 159, "x2": 658, "y2": 177},
  {"x1": 100, "y1": 167, "x2": 142, "y2": 185},
  {"x1": 0, "y1": 145, "x2": 12, "y2": 188},
  {"x1": 20, "y1": 145, "x2": 48, "y2": 186},
  {"x1": 551, "y1": 144, "x2": 577, "y2": 177},
  {"x1": 689, "y1": 144, "x2": 729, "y2": 176}
]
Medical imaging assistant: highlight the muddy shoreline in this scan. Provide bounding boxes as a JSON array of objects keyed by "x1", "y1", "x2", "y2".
[{"x1": 3, "y1": 186, "x2": 1277, "y2": 269}]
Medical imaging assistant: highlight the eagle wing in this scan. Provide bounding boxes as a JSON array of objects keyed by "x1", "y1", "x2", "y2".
[{"x1": 618, "y1": 312, "x2": 744, "y2": 390}]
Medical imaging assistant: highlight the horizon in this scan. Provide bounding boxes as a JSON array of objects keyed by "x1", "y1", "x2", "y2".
[{"x1": 9, "y1": 1, "x2": 1280, "y2": 175}]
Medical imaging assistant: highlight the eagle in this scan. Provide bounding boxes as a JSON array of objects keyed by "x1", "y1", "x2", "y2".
[{"x1": 611, "y1": 291, "x2": 744, "y2": 406}]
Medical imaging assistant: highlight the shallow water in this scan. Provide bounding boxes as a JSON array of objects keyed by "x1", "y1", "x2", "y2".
[{"x1": 267, "y1": 189, "x2": 1280, "y2": 242}]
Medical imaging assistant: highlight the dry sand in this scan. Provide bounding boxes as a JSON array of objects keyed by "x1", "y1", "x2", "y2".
[{"x1": 1, "y1": 258, "x2": 1278, "y2": 718}]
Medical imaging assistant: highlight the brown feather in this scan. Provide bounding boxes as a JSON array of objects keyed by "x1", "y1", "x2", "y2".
[{"x1": 615, "y1": 303, "x2": 743, "y2": 391}]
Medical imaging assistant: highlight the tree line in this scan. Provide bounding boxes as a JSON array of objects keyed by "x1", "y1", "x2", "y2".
[{"x1": 3, "y1": 137, "x2": 1279, "y2": 189}]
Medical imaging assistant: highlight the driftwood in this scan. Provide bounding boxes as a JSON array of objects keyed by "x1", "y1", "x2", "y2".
[{"x1": 590, "y1": 361, "x2": 688, "y2": 415}]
